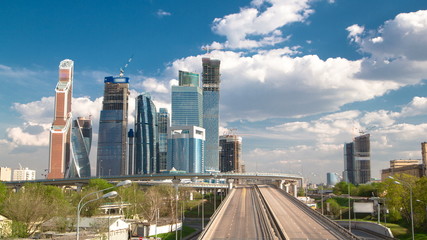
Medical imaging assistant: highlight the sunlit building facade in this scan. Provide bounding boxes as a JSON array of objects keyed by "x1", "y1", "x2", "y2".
[
  {"x1": 202, "y1": 58, "x2": 221, "y2": 172},
  {"x1": 167, "y1": 126, "x2": 205, "y2": 173},
  {"x1": 48, "y1": 59, "x2": 74, "y2": 179},
  {"x1": 171, "y1": 71, "x2": 203, "y2": 127},
  {"x1": 134, "y1": 93, "x2": 158, "y2": 174},
  {"x1": 97, "y1": 76, "x2": 129, "y2": 176}
]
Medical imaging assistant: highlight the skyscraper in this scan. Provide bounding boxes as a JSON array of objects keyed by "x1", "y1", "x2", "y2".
[
  {"x1": 134, "y1": 93, "x2": 158, "y2": 174},
  {"x1": 354, "y1": 134, "x2": 371, "y2": 184},
  {"x1": 343, "y1": 142, "x2": 355, "y2": 184},
  {"x1": 158, "y1": 108, "x2": 169, "y2": 172},
  {"x1": 167, "y1": 126, "x2": 205, "y2": 173},
  {"x1": 326, "y1": 172, "x2": 340, "y2": 186},
  {"x1": 97, "y1": 75, "x2": 129, "y2": 176},
  {"x1": 171, "y1": 71, "x2": 203, "y2": 127},
  {"x1": 48, "y1": 59, "x2": 74, "y2": 179},
  {"x1": 219, "y1": 134, "x2": 242, "y2": 173},
  {"x1": 202, "y1": 58, "x2": 221, "y2": 172},
  {"x1": 344, "y1": 134, "x2": 371, "y2": 184},
  {"x1": 67, "y1": 117, "x2": 92, "y2": 178}
]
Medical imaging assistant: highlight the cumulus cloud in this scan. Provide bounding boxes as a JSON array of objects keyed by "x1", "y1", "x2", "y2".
[
  {"x1": 346, "y1": 24, "x2": 365, "y2": 43},
  {"x1": 211, "y1": 0, "x2": 313, "y2": 49},
  {"x1": 354, "y1": 10, "x2": 427, "y2": 83},
  {"x1": 165, "y1": 49, "x2": 399, "y2": 122}
]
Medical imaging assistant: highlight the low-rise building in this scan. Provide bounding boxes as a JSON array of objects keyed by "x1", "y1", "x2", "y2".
[
  {"x1": 13, "y1": 167, "x2": 36, "y2": 181},
  {"x1": 0, "y1": 167, "x2": 12, "y2": 181},
  {"x1": 381, "y1": 159, "x2": 425, "y2": 181}
]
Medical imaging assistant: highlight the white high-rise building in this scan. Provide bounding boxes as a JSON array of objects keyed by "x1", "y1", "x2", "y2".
[
  {"x1": 13, "y1": 168, "x2": 36, "y2": 181},
  {"x1": 0, "y1": 167, "x2": 12, "y2": 181}
]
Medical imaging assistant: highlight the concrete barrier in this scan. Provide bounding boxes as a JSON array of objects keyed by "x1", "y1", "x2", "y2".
[{"x1": 336, "y1": 221, "x2": 395, "y2": 239}]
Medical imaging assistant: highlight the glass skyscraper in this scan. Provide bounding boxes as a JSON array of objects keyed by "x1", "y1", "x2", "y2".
[
  {"x1": 167, "y1": 126, "x2": 205, "y2": 173},
  {"x1": 67, "y1": 117, "x2": 92, "y2": 178},
  {"x1": 202, "y1": 58, "x2": 221, "y2": 172},
  {"x1": 157, "y1": 108, "x2": 169, "y2": 172},
  {"x1": 171, "y1": 70, "x2": 203, "y2": 127},
  {"x1": 97, "y1": 76, "x2": 129, "y2": 176},
  {"x1": 134, "y1": 93, "x2": 158, "y2": 174}
]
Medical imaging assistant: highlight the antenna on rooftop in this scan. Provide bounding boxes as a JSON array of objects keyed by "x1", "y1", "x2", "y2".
[{"x1": 119, "y1": 55, "x2": 133, "y2": 77}]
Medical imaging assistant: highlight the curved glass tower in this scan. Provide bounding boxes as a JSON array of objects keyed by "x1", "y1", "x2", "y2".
[
  {"x1": 134, "y1": 93, "x2": 158, "y2": 174},
  {"x1": 67, "y1": 117, "x2": 92, "y2": 178}
]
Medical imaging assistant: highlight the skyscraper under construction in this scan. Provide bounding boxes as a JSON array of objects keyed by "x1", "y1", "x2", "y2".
[
  {"x1": 97, "y1": 75, "x2": 129, "y2": 176},
  {"x1": 202, "y1": 58, "x2": 221, "y2": 172}
]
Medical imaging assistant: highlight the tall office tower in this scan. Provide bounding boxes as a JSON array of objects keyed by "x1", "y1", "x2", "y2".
[
  {"x1": 343, "y1": 142, "x2": 355, "y2": 184},
  {"x1": 134, "y1": 93, "x2": 158, "y2": 174},
  {"x1": 167, "y1": 126, "x2": 205, "y2": 173},
  {"x1": 171, "y1": 71, "x2": 203, "y2": 127},
  {"x1": 97, "y1": 75, "x2": 129, "y2": 176},
  {"x1": 67, "y1": 117, "x2": 92, "y2": 178},
  {"x1": 219, "y1": 134, "x2": 242, "y2": 173},
  {"x1": 128, "y1": 129, "x2": 134, "y2": 175},
  {"x1": 354, "y1": 134, "x2": 371, "y2": 184},
  {"x1": 202, "y1": 58, "x2": 221, "y2": 172},
  {"x1": 157, "y1": 108, "x2": 169, "y2": 172},
  {"x1": 48, "y1": 59, "x2": 74, "y2": 179}
]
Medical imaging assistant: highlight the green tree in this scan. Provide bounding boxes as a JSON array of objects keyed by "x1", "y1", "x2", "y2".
[
  {"x1": 2, "y1": 183, "x2": 70, "y2": 237},
  {"x1": 87, "y1": 178, "x2": 114, "y2": 192},
  {"x1": 0, "y1": 182, "x2": 8, "y2": 213}
]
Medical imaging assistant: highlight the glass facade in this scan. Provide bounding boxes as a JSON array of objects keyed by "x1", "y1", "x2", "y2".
[
  {"x1": 202, "y1": 58, "x2": 221, "y2": 172},
  {"x1": 219, "y1": 135, "x2": 242, "y2": 173},
  {"x1": 167, "y1": 126, "x2": 205, "y2": 173},
  {"x1": 171, "y1": 86, "x2": 203, "y2": 127},
  {"x1": 179, "y1": 70, "x2": 199, "y2": 87},
  {"x1": 97, "y1": 76, "x2": 129, "y2": 176},
  {"x1": 67, "y1": 117, "x2": 92, "y2": 178},
  {"x1": 134, "y1": 93, "x2": 158, "y2": 174},
  {"x1": 157, "y1": 108, "x2": 169, "y2": 171}
]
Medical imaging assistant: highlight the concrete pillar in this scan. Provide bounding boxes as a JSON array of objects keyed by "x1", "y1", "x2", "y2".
[
  {"x1": 189, "y1": 192, "x2": 194, "y2": 201},
  {"x1": 278, "y1": 180, "x2": 285, "y2": 190},
  {"x1": 292, "y1": 183, "x2": 298, "y2": 198},
  {"x1": 227, "y1": 178, "x2": 234, "y2": 190},
  {"x1": 285, "y1": 184, "x2": 290, "y2": 193}
]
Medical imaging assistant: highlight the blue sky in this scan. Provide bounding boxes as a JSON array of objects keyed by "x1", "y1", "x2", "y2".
[{"x1": 1, "y1": 0, "x2": 427, "y2": 183}]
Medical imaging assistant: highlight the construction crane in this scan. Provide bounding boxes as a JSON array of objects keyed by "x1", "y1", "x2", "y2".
[{"x1": 119, "y1": 55, "x2": 133, "y2": 77}]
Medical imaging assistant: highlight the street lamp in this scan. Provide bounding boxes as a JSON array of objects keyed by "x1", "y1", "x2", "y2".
[
  {"x1": 76, "y1": 180, "x2": 131, "y2": 240},
  {"x1": 172, "y1": 178, "x2": 181, "y2": 240},
  {"x1": 77, "y1": 191, "x2": 118, "y2": 240},
  {"x1": 389, "y1": 176, "x2": 414, "y2": 240}
]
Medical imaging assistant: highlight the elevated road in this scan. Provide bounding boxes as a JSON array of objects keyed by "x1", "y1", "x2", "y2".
[
  {"x1": 199, "y1": 186, "x2": 275, "y2": 239},
  {"x1": 258, "y1": 185, "x2": 359, "y2": 239}
]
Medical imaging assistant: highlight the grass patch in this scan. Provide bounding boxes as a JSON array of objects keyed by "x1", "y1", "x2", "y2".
[{"x1": 151, "y1": 225, "x2": 196, "y2": 240}]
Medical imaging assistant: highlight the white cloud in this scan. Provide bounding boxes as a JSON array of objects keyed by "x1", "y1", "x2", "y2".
[
  {"x1": 211, "y1": 0, "x2": 313, "y2": 49},
  {"x1": 166, "y1": 49, "x2": 399, "y2": 122},
  {"x1": 157, "y1": 9, "x2": 171, "y2": 18},
  {"x1": 346, "y1": 24, "x2": 365, "y2": 43},
  {"x1": 400, "y1": 96, "x2": 427, "y2": 117}
]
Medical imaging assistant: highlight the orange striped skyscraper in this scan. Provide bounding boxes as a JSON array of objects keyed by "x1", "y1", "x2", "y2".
[{"x1": 47, "y1": 59, "x2": 74, "y2": 179}]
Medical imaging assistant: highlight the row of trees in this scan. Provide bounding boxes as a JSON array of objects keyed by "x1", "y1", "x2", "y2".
[
  {"x1": 331, "y1": 174, "x2": 427, "y2": 230},
  {"x1": 0, "y1": 179, "x2": 194, "y2": 238}
]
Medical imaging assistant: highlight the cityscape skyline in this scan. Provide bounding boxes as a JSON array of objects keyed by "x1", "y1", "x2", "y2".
[{"x1": 1, "y1": 1, "x2": 427, "y2": 183}]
